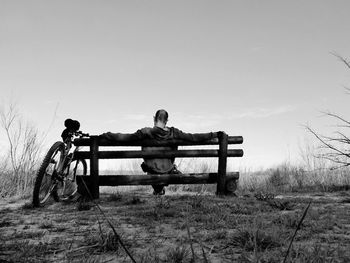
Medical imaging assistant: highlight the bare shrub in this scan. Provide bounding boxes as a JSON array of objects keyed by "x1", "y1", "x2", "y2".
[
  {"x1": 238, "y1": 159, "x2": 350, "y2": 193},
  {"x1": 0, "y1": 101, "x2": 42, "y2": 197},
  {"x1": 268, "y1": 165, "x2": 291, "y2": 190},
  {"x1": 306, "y1": 53, "x2": 350, "y2": 169}
]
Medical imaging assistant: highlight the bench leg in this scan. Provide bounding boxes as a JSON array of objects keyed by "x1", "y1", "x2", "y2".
[{"x1": 90, "y1": 136, "x2": 100, "y2": 199}]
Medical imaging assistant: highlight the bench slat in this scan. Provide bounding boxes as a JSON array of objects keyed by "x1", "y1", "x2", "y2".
[
  {"x1": 77, "y1": 172, "x2": 239, "y2": 186},
  {"x1": 74, "y1": 136, "x2": 243, "y2": 147},
  {"x1": 74, "y1": 149, "x2": 243, "y2": 159}
]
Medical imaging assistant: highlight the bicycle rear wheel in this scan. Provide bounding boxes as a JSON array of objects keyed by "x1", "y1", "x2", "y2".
[
  {"x1": 32, "y1": 141, "x2": 65, "y2": 207},
  {"x1": 53, "y1": 158, "x2": 87, "y2": 201}
]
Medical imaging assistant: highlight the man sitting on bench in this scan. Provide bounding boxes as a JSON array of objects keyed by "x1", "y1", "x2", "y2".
[{"x1": 100, "y1": 109, "x2": 218, "y2": 195}]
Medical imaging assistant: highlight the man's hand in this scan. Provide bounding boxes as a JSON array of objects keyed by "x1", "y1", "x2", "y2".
[
  {"x1": 99, "y1": 132, "x2": 112, "y2": 140},
  {"x1": 216, "y1": 131, "x2": 225, "y2": 138}
]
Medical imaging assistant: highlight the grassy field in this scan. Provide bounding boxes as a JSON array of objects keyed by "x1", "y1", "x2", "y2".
[{"x1": 1, "y1": 186, "x2": 350, "y2": 263}]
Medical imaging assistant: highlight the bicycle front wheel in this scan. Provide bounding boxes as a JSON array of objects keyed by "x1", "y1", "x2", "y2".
[
  {"x1": 32, "y1": 141, "x2": 65, "y2": 207},
  {"x1": 53, "y1": 158, "x2": 87, "y2": 201}
]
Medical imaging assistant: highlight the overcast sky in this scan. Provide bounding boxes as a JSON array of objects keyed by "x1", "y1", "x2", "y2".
[{"x1": 1, "y1": 0, "x2": 350, "y2": 169}]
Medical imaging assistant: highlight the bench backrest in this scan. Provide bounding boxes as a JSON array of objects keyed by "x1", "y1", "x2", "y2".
[{"x1": 74, "y1": 133, "x2": 243, "y2": 198}]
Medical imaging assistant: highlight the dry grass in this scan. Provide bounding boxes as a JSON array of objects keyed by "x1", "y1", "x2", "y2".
[
  {"x1": 1, "y1": 189, "x2": 350, "y2": 262},
  {"x1": 238, "y1": 163, "x2": 350, "y2": 194},
  {"x1": 230, "y1": 227, "x2": 284, "y2": 252}
]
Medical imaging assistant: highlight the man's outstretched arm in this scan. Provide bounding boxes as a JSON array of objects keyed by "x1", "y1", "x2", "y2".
[
  {"x1": 99, "y1": 130, "x2": 143, "y2": 141},
  {"x1": 173, "y1": 128, "x2": 218, "y2": 142}
]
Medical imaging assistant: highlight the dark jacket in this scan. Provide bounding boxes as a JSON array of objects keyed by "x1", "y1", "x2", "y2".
[{"x1": 100, "y1": 127, "x2": 216, "y2": 173}]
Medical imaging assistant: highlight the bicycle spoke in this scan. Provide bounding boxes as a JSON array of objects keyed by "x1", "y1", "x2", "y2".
[
  {"x1": 33, "y1": 140, "x2": 88, "y2": 207},
  {"x1": 56, "y1": 159, "x2": 85, "y2": 200},
  {"x1": 40, "y1": 182, "x2": 57, "y2": 204},
  {"x1": 33, "y1": 141, "x2": 66, "y2": 206}
]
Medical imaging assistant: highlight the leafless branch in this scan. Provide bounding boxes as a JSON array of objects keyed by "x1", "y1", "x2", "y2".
[
  {"x1": 331, "y1": 52, "x2": 350, "y2": 70},
  {"x1": 305, "y1": 126, "x2": 350, "y2": 158},
  {"x1": 305, "y1": 54, "x2": 350, "y2": 169},
  {"x1": 319, "y1": 132, "x2": 350, "y2": 144},
  {"x1": 342, "y1": 85, "x2": 350, "y2": 95},
  {"x1": 329, "y1": 164, "x2": 350, "y2": 170},
  {"x1": 321, "y1": 111, "x2": 350, "y2": 127},
  {"x1": 334, "y1": 131, "x2": 350, "y2": 143},
  {"x1": 318, "y1": 155, "x2": 349, "y2": 166}
]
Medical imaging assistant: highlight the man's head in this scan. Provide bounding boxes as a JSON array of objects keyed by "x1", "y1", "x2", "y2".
[{"x1": 154, "y1": 109, "x2": 168, "y2": 127}]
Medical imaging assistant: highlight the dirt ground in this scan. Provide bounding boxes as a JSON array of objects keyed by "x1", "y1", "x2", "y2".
[{"x1": 1, "y1": 189, "x2": 350, "y2": 263}]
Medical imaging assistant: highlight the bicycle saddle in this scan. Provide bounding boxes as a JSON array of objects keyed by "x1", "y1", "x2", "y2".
[{"x1": 64, "y1": 118, "x2": 80, "y2": 131}]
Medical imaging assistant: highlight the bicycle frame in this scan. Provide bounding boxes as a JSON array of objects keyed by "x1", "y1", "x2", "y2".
[{"x1": 57, "y1": 131, "x2": 89, "y2": 181}]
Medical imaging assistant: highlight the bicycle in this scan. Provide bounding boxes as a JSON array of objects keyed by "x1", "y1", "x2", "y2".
[{"x1": 32, "y1": 119, "x2": 89, "y2": 207}]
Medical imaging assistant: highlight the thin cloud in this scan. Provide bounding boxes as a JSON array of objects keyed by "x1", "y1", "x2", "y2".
[
  {"x1": 111, "y1": 106, "x2": 297, "y2": 131},
  {"x1": 187, "y1": 114, "x2": 224, "y2": 121},
  {"x1": 122, "y1": 114, "x2": 148, "y2": 121},
  {"x1": 250, "y1": 46, "x2": 263, "y2": 53},
  {"x1": 105, "y1": 119, "x2": 118, "y2": 124},
  {"x1": 179, "y1": 119, "x2": 221, "y2": 131},
  {"x1": 178, "y1": 106, "x2": 297, "y2": 123},
  {"x1": 230, "y1": 105, "x2": 297, "y2": 119}
]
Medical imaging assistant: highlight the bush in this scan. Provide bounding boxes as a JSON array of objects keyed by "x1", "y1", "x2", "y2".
[{"x1": 0, "y1": 102, "x2": 42, "y2": 197}]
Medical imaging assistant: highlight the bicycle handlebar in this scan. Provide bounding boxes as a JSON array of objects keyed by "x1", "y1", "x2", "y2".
[{"x1": 75, "y1": 131, "x2": 90, "y2": 137}]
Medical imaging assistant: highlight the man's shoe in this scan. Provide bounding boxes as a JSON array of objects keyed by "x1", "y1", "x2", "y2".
[{"x1": 153, "y1": 189, "x2": 165, "y2": 196}]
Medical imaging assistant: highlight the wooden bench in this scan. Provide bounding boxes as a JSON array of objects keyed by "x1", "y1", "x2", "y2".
[{"x1": 73, "y1": 132, "x2": 243, "y2": 198}]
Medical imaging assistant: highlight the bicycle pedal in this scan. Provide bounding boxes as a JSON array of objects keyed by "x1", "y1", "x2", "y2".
[{"x1": 55, "y1": 175, "x2": 65, "y2": 182}]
